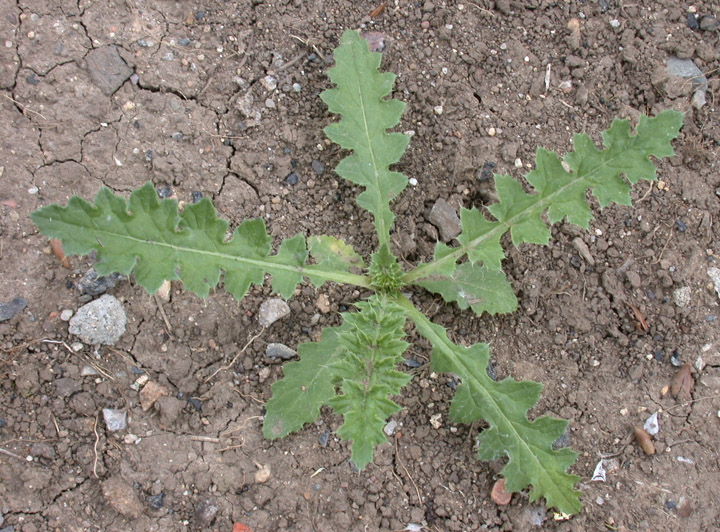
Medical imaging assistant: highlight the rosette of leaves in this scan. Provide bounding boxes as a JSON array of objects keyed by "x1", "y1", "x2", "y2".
[{"x1": 31, "y1": 29, "x2": 683, "y2": 515}]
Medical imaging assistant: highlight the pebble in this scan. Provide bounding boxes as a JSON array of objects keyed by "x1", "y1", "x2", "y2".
[
  {"x1": 572, "y1": 237, "x2": 595, "y2": 266},
  {"x1": 708, "y1": 267, "x2": 720, "y2": 299},
  {"x1": 666, "y1": 57, "x2": 708, "y2": 91},
  {"x1": 687, "y1": 13, "x2": 699, "y2": 30},
  {"x1": 0, "y1": 297, "x2": 27, "y2": 322},
  {"x1": 692, "y1": 90, "x2": 706, "y2": 109},
  {"x1": 261, "y1": 75, "x2": 277, "y2": 91},
  {"x1": 148, "y1": 493, "x2": 165, "y2": 509},
  {"x1": 609, "y1": 19, "x2": 621, "y2": 28},
  {"x1": 265, "y1": 98, "x2": 275, "y2": 108},
  {"x1": 86, "y1": 45, "x2": 133, "y2": 95},
  {"x1": 80, "y1": 365, "x2": 99, "y2": 376},
  {"x1": 672, "y1": 287, "x2": 692, "y2": 308},
  {"x1": 178, "y1": 37, "x2": 191, "y2": 46},
  {"x1": 60, "y1": 309, "x2": 74, "y2": 321},
  {"x1": 75, "y1": 269, "x2": 123, "y2": 296},
  {"x1": 102, "y1": 408, "x2": 127, "y2": 431},
  {"x1": 285, "y1": 172, "x2": 299, "y2": 185},
  {"x1": 433, "y1": 105, "x2": 443, "y2": 115},
  {"x1": 69, "y1": 295, "x2": 127, "y2": 345},
  {"x1": 316, "y1": 293, "x2": 331, "y2": 313},
  {"x1": 28, "y1": 185, "x2": 39, "y2": 194},
  {"x1": 408, "y1": 177, "x2": 418, "y2": 186},
  {"x1": 140, "y1": 381, "x2": 169, "y2": 411},
  {"x1": 292, "y1": 83, "x2": 302, "y2": 92},
  {"x1": 194, "y1": 498, "x2": 219, "y2": 527},
  {"x1": 55, "y1": 377, "x2": 81, "y2": 397},
  {"x1": 700, "y1": 15, "x2": 719, "y2": 31},
  {"x1": 102, "y1": 477, "x2": 144, "y2": 518},
  {"x1": 311, "y1": 159, "x2": 325, "y2": 174},
  {"x1": 258, "y1": 298, "x2": 290, "y2": 327},
  {"x1": 266, "y1": 343, "x2": 296, "y2": 360},
  {"x1": 383, "y1": 419, "x2": 398, "y2": 436},
  {"x1": 429, "y1": 198, "x2": 461, "y2": 242}
]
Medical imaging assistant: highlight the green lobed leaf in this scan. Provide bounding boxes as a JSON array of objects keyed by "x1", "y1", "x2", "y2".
[
  {"x1": 30, "y1": 183, "x2": 370, "y2": 300},
  {"x1": 321, "y1": 29, "x2": 410, "y2": 247},
  {"x1": 263, "y1": 326, "x2": 345, "y2": 439},
  {"x1": 416, "y1": 262, "x2": 518, "y2": 316},
  {"x1": 406, "y1": 110, "x2": 683, "y2": 297},
  {"x1": 328, "y1": 295, "x2": 410, "y2": 469},
  {"x1": 263, "y1": 294, "x2": 411, "y2": 469},
  {"x1": 399, "y1": 296, "x2": 581, "y2": 514}
]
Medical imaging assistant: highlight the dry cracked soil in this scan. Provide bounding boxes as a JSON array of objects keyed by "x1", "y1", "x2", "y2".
[{"x1": 1, "y1": 1, "x2": 720, "y2": 531}]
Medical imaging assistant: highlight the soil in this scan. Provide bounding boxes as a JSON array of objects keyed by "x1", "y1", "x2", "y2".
[{"x1": 1, "y1": 1, "x2": 719, "y2": 531}]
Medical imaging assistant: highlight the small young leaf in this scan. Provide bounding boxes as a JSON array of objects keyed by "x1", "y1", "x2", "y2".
[
  {"x1": 321, "y1": 29, "x2": 410, "y2": 247},
  {"x1": 400, "y1": 296, "x2": 581, "y2": 515},
  {"x1": 308, "y1": 235, "x2": 366, "y2": 282},
  {"x1": 416, "y1": 262, "x2": 518, "y2": 316}
]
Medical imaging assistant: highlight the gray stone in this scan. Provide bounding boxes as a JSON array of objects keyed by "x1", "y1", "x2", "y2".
[
  {"x1": 311, "y1": 159, "x2": 325, "y2": 174},
  {"x1": 69, "y1": 295, "x2": 127, "y2": 345},
  {"x1": 266, "y1": 342, "x2": 296, "y2": 360},
  {"x1": 0, "y1": 297, "x2": 27, "y2": 322},
  {"x1": 672, "y1": 287, "x2": 692, "y2": 308},
  {"x1": 194, "y1": 498, "x2": 219, "y2": 527},
  {"x1": 666, "y1": 57, "x2": 708, "y2": 92},
  {"x1": 85, "y1": 46, "x2": 133, "y2": 95},
  {"x1": 429, "y1": 198, "x2": 461, "y2": 242},
  {"x1": 258, "y1": 298, "x2": 290, "y2": 327},
  {"x1": 55, "y1": 377, "x2": 82, "y2": 398},
  {"x1": 102, "y1": 408, "x2": 127, "y2": 431}
]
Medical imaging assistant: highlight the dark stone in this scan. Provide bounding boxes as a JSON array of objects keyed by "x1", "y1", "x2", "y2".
[
  {"x1": 700, "y1": 15, "x2": 719, "y2": 31},
  {"x1": 194, "y1": 10, "x2": 205, "y2": 21},
  {"x1": 687, "y1": 13, "x2": 699, "y2": 30},
  {"x1": 403, "y1": 357, "x2": 422, "y2": 368},
  {"x1": 194, "y1": 498, "x2": 218, "y2": 527},
  {"x1": 26, "y1": 73, "x2": 39, "y2": 86},
  {"x1": 311, "y1": 159, "x2": 325, "y2": 174},
  {"x1": 0, "y1": 297, "x2": 27, "y2": 322},
  {"x1": 85, "y1": 46, "x2": 133, "y2": 95},
  {"x1": 75, "y1": 269, "x2": 123, "y2": 296},
  {"x1": 478, "y1": 161, "x2": 496, "y2": 181},
  {"x1": 191, "y1": 191, "x2": 203, "y2": 203},
  {"x1": 187, "y1": 397, "x2": 202, "y2": 411},
  {"x1": 318, "y1": 431, "x2": 330, "y2": 447},
  {"x1": 178, "y1": 38, "x2": 191, "y2": 46},
  {"x1": 676, "y1": 219, "x2": 687, "y2": 232},
  {"x1": 156, "y1": 185, "x2": 173, "y2": 198},
  {"x1": 285, "y1": 172, "x2": 299, "y2": 186},
  {"x1": 148, "y1": 493, "x2": 165, "y2": 509}
]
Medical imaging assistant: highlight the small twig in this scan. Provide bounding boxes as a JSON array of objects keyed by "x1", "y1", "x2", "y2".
[
  {"x1": 395, "y1": 435, "x2": 422, "y2": 505},
  {"x1": 154, "y1": 294, "x2": 173, "y2": 334},
  {"x1": 220, "y1": 415, "x2": 262, "y2": 438},
  {"x1": 217, "y1": 441, "x2": 245, "y2": 452},
  {"x1": 41, "y1": 339, "x2": 114, "y2": 380},
  {"x1": 189, "y1": 435, "x2": 221, "y2": 443},
  {"x1": 233, "y1": 387, "x2": 265, "y2": 405},
  {"x1": 204, "y1": 328, "x2": 266, "y2": 382},
  {"x1": 636, "y1": 181, "x2": 654, "y2": 204},
  {"x1": 558, "y1": 99, "x2": 575, "y2": 110},
  {"x1": 465, "y1": 0, "x2": 495, "y2": 16},
  {"x1": 92, "y1": 414, "x2": 100, "y2": 478},
  {"x1": 651, "y1": 228, "x2": 674, "y2": 265},
  {"x1": 0, "y1": 447, "x2": 24, "y2": 460},
  {"x1": 668, "y1": 393, "x2": 720, "y2": 412},
  {"x1": 4, "y1": 94, "x2": 47, "y2": 120}
]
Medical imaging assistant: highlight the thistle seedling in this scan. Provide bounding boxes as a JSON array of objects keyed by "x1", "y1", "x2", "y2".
[{"x1": 31, "y1": 30, "x2": 683, "y2": 515}]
